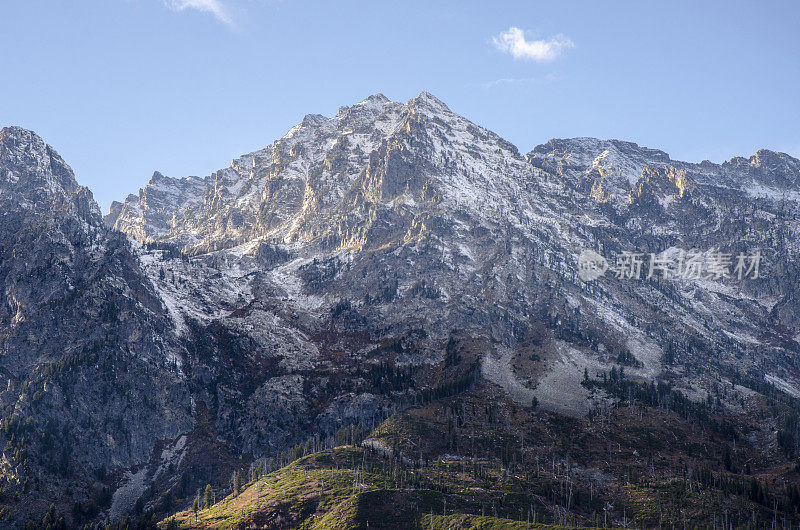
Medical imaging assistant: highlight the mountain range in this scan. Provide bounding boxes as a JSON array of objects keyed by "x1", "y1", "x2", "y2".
[{"x1": 1, "y1": 92, "x2": 798, "y2": 528}]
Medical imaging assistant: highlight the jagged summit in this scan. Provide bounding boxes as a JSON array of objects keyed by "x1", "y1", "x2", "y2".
[
  {"x1": 106, "y1": 91, "x2": 516, "y2": 252},
  {"x1": 528, "y1": 136, "x2": 800, "y2": 205},
  {"x1": 530, "y1": 137, "x2": 671, "y2": 163},
  {"x1": 363, "y1": 93, "x2": 389, "y2": 103},
  {"x1": 0, "y1": 126, "x2": 101, "y2": 219},
  {"x1": 106, "y1": 93, "x2": 800, "y2": 254},
  {"x1": 334, "y1": 93, "x2": 396, "y2": 119},
  {"x1": 300, "y1": 113, "x2": 327, "y2": 126},
  {"x1": 149, "y1": 170, "x2": 167, "y2": 182},
  {"x1": 408, "y1": 90, "x2": 451, "y2": 112},
  {"x1": 0, "y1": 125, "x2": 45, "y2": 149},
  {"x1": 0, "y1": 126, "x2": 78, "y2": 193},
  {"x1": 726, "y1": 148, "x2": 800, "y2": 167},
  {"x1": 723, "y1": 149, "x2": 800, "y2": 189}
]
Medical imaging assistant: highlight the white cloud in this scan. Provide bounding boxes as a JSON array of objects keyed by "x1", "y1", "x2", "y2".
[
  {"x1": 163, "y1": 0, "x2": 233, "y2": 26},
  {"x1": 492, "y1": 27, "x2": 574, "y2": 62}
]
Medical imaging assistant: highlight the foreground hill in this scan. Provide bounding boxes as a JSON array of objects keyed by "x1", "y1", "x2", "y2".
[{"x1": 161, "y1": 381, "x2": 800, "y2": 528}]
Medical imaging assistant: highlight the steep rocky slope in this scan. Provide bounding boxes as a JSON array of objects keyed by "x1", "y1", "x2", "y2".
[{"x1": 0, "y1": 127, "x2": 193, "y2": 525}]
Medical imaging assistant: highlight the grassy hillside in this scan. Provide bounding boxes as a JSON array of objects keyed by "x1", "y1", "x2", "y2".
[
  {"x1": 161, "y1": 382, "x2": 800, "y2": 529},
  {"x1": 160, "y1": 445, "x2": 591, "y2": 529}
]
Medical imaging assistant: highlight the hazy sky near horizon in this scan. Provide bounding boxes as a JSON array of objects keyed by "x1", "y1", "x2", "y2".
[{"x1": 1, "y1": 0, "x2": 799, "y2": 211}]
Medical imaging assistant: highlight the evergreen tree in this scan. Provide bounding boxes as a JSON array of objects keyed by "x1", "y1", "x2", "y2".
[
  {"x1": 204, "y1": 484, "x2": 213, "y2": 508},
  {"x1": 38, "y1": 504, "x2": 66, "y2": 530},
  {"x1": 234, "y1": 470, "x2": 242, "y2": 496}
]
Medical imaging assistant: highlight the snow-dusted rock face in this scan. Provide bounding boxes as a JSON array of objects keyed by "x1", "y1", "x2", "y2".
[
  {"x1": 528, "y1": 137, "x2": 672, "y2": 206},
  {"x1": 1, "y1": 92, "x2": 799, "y2": 526},
  {"x1": 106, "y1": 171, "x2": 205, "y2": 242},
  {"x1": 106, "y1": 93, "x2": 410, "y2": 252},
  {"x1": 108, "y1": 93, "x2": 800, "y2": 429},
  {"x1": 0, "y1": 126, "x2": 99, "y2": 219},
  {"x1": 529, "y1": 137, "x2": 800, "y2": 206}
]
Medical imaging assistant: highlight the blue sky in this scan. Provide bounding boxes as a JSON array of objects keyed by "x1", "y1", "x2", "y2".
[{"x1": 1, "y1": 1, "x2": 798, "y2": 211}]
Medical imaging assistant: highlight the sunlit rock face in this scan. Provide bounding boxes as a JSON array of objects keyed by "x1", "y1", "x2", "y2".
[{"x1": 0, "y1": 91, "x2": 798, "y2": 526}]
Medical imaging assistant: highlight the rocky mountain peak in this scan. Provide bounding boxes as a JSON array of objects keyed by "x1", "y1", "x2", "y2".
[
  {"x1": 333, "y1": 93, "x2": 397, "y2": 123},
  {"x1": 149, "y1": 170, "x2": 169, "y2": 184},
  {"x1": 364, "y1": 93, "x2": 389, "y2": 103},
  {"x1": 720, "y1": 149, "x2": 800, "y2": 192},
  {"x1": 0, "y1": 126, "x2": 78, "y2": 193},
  {"x1": 0, "y1": 126, "x2": 100, "y2": 220},
  {"x1": 408, "y1": 90, "x2": 451, "y2": 115},
  {"x1": 528, "y1": 137, "x2": 671, "y2": 174},
  {"x1": 527, "y1": 137, "x2": 674, "y2": 206},
  {"x1": 749, "y1": 149, "x2": 798, "y2": 169},
  {"x1": 300, "y1": 113, "x2": 327, "y2": 127}
]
